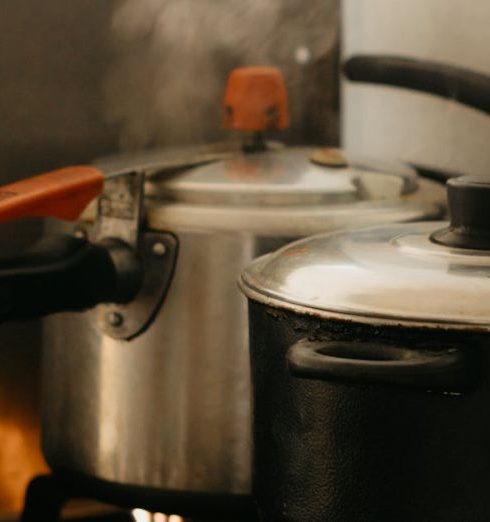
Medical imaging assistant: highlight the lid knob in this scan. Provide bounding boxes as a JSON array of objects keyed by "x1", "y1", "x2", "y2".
[
  {"x1": 431, "y1": 176, "x2": 490, "y2": 249},
  {"x1": 223, "y1": 67, "x2": 289, "y2": 132}
]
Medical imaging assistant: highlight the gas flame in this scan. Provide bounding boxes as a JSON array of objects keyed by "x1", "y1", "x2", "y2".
[
  {"x1": 132, "y1": 509, "x2": 183, "y2": 522},
  {"x1": 0, "y1": 420, "x2": 47, "y2": 512}
]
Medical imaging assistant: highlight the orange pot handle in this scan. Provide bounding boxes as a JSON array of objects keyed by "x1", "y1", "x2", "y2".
[{"x1": 0, "y1": 166, "x2": 105, "y2": 224}]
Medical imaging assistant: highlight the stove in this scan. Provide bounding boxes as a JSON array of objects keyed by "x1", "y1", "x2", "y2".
[{"x1": 20, "y1": 475, "x2": 249, "y2": 522}]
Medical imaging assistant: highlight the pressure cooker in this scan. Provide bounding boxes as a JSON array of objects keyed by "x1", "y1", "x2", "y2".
[
  {"x1": 0, "y1": 67, "x2": 444, "y2": 518},
  {"x1": 240, "y1": 175, "x2": 490, "y2": 522}
]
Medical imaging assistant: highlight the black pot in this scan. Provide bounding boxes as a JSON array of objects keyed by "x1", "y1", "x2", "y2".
[
  {"x1": 247, "y1": 301, "x2": 485, "y2": 522},
  {"x1": 240, "y1": 177, "x2": 490, "y2": 521}
]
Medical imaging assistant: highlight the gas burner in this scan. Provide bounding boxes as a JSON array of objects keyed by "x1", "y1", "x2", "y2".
[
  {"x1": 20, "y1": 475, "x2": 248, "y2": 522},
  {"x1": 20, "y1": 475, "x2": 134, "y2": 522}
]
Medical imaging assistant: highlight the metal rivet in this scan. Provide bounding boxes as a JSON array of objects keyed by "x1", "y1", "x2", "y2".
[
  {"x1": 107, "y1": 312, "x2": 124, "y2": 327},
  {"x1": 152, "y1": 242, "x2": 166, "y2": 256},
  {"x1": 74, "y1": 228, "x2": 87, "y2": 240}
]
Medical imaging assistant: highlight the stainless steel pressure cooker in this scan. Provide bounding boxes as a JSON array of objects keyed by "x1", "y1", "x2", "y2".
[
  {"x1": 40, "y1": 69, "x2": 447, "y2": 519},
  {"x1": 240, "y1": 176, "x2": 490, "y2": 522},
  {"x1": 41, "y1": 144, "x2": 444, "y2": 518},
  {"x1": 0, "y1": 67, "x2": 444, "y2": 518}
]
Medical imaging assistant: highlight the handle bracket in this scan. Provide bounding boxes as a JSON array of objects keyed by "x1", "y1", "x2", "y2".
[
  {"x1": 95, "y1": 171, "x2": 144, "y2": 249},
  {"x1": 90, "y1": 231, "x2": 178, "y2": 340}
]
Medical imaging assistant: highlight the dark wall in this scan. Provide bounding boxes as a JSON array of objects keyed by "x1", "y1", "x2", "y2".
[{"x1": 0, "y1": 0, "x2": 120, "y2": 180}]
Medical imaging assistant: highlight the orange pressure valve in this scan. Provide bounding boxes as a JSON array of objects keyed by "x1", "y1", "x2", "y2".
[{"x1": 224, "y1": 66, "x2": 289, "y2": 132}]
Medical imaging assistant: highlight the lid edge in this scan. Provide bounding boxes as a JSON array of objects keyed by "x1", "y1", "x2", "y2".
[{"x1": 238, "y1": 275, "x2": 490, "y2": 332}]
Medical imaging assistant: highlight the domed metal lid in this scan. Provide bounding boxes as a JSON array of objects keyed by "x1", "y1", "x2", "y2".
[
  {"x1": 93, "y1": 143, "x2": 240, "y2": 177},
  {"x1": 87, "y1": 146, "x2": 444, "y2": 234},
  {"x1": 146, "y1": 147, "x2": 419, "y2": 206},
  {"x1": 240, "y1": 177, "x2": 490, "y2": 330}
]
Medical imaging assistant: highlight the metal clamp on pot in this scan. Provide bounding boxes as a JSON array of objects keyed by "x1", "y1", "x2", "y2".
[{"x1": 0, "y1": 166, "x2": 177, "y2": 338}]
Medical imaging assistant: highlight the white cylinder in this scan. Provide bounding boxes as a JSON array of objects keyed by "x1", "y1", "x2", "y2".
[{"x1": 342, "y1": 0, "x2": 490, "y2": 178}]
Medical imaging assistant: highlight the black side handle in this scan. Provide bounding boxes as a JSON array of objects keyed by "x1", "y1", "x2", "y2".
[
  {"x1": 0, "y1": 234, "x2": 141, "y2": 322},
  {"x1": 287, "y1": 339, "x2": 474, "y2": 392},
  {"x1": 344, "y1": 55, "x2": 490, "y2": 115},
  {"x1": 409, "y1": 162, "x2": 462, "y2": 184}
]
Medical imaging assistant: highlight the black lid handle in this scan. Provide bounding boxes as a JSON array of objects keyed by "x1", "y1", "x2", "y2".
[{"x1": 431, "y1": 176, "x2": 490, "y2": 249}]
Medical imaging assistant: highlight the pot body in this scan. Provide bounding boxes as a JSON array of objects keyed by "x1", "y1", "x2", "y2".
[
  {"x1": 41, "y1": 223, "x2": 290, "y2": 515},
  {"x1": 247, "y1": 300, "x2": 489, "y2": 522}
]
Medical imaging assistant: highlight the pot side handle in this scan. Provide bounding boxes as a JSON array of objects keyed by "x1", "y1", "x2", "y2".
[
  {"x1": 409, "y1": 162, "x2": 462, "y2": 184},
  {"x1": 287, "y1": 339, "x2": 474, "y2": 392},
  {"x1": 0, "y1": 234, "x2": 141, "y2": 322},
  {"x1": 343, "y1": 54, "x2": 490, "y2": 115}
]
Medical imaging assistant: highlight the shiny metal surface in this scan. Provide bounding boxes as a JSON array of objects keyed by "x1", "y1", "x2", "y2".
[
  {"x1": 240, "y1": 220, "x2": 490, "y2": 329},
  {"x1": 147, "y1": 175, "x2": 443, "y2": 236},
  {"x1": 149, "y1": 147, "x2": 419, "y2": 206},
  {"x1": 42, "y1": 147, "x2": 446, "y2": 498},
  {"x1": 94, "y1": 142, "x2": 244, "y2": 178},
  {"x1": 145, "y1": 148, "x2": 445, "y2": 235},
  {"x1": 43, "y1": 229, "x2": 273, "y2": 494},
  {"x1": 95, "y1": 173, "x2": 144, "y2": 249}
]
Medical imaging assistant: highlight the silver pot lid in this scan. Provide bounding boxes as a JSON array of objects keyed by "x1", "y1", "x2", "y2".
[
  {"x1": 84, "y1": 145, "x2": 445, "y2": 234},
  {"x1": 240, "y1": 177, "x2": 490, "y2": 330},
  {"x1": 94, "y1": 142, "x2": 243, "y2": 177},
  {"x1": 146, "y1": 147, "x2": 420, "y2": 206}
]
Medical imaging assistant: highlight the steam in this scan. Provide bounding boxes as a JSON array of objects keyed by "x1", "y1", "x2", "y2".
[{"x1": 105, "y1": 0, "x2": 338, "y2": 150}]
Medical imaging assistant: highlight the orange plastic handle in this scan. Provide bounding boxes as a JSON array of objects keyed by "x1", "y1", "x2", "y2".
[{"x1": 0, "y1": 166, "x2": 105, "y2": 224}]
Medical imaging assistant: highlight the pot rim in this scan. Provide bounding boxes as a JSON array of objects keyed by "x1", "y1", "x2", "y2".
[{"x1": 238, "y1": 277, "x2": 490, "y2": 333}]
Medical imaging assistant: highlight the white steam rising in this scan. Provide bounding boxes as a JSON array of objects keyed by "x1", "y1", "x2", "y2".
[{"x1": 105, "y1": 0, "x2": 338, "y2": 150}]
